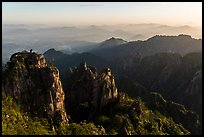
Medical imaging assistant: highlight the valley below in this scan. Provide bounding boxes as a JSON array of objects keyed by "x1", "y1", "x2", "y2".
[{"x1": 2, "y1": 34, "x2": 202, "y2": 135}]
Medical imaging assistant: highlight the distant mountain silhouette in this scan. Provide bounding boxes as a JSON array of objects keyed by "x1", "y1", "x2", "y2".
[
  {"x1": 98, "y1": 37, "x2": 127, "y2": 48},
  {"x1": 44, "y1": 48, "x2": 67, "y2": 60},
  {"x1": 44, "y1": 48, "x2": 108, "y2": 76},
  {"x1": 89, "y1": 34, "x2": 202, "y2": 60}
]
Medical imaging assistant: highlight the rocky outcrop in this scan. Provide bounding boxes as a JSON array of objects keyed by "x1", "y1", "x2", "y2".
[
  {"x1": 66, "y1": 61, "x2": 118, "y2": 116},
  {"x1": 94, "y1": 67, "x2": 118, "y2": 112},
  {"x1": 2, "y1": 50, "x2": 68, "y2": 128}
]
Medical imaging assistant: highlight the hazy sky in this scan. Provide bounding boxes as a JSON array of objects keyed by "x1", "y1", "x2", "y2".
[{"x1": 2, "y1": 2, "x2": 202, "y2": 27}]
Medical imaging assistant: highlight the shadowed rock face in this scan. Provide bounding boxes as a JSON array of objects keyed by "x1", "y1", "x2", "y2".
[
  {"x1": 2, "y1": 50, "x2": 68, "y2": 128},
  {"x1": 66, "y1": 61, "x2": 118, "y2": 116},
  {"x1": 111, "y1": 52, "x2": 202, "y2": 121}
]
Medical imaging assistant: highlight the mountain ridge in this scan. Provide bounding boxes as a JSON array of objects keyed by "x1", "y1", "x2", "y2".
[
  {"x1": 98, "y1": 37, "x2": 127, "y2": 48},
  {"x1": 89, "y1": 34, "x2": 202, "y2": 60}
]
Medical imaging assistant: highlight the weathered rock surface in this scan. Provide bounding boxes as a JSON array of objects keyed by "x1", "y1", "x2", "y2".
[
  {"x1": 2, "y1": 50, "x2": 68, "y2": 128},
  {"x1": 66, "y1": 61, "x2": 118, "y2": 116}
]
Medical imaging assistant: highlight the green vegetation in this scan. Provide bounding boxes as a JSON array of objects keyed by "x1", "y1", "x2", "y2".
[
  {"x1": 144, "y1": 92, "x2": 201, "y2": 134},
  {"x1": 92, "y1": 93, "x2": 190, "y2": 135},
  {"x1": 2, "y1": 89, "x2": 191, "y2": 135},
  {"x1": 2, "y1": 93, "x2": 52, "y2": 135},
  {"x1": 2, "y1": 90, "x2": 105, "y2": 135},
  {"x1": 57, "y1": 121, "x2": 105, "y2": 135}
]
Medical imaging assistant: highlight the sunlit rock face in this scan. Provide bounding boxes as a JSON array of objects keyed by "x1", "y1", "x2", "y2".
[{"x1": 2, "y1": 50, "x2": 69, "y2": 127}]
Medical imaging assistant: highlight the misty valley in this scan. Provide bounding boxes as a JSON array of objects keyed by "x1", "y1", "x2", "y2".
[
  {"x1": 2, "y1": 23, "x2": 201, "y2": 63},
  {"x1": 2, "y1": 29, "x2": 202, "y2": 135}
]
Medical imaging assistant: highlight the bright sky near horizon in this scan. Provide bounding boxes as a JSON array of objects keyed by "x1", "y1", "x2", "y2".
[{"x1": 2, "y1": 2, "x2": 202, "y2": 27}]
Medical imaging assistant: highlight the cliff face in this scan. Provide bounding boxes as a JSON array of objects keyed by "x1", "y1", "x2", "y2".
[
  {"x1": 65, "y1": 62, "x2": 118, "y2": 118},
  {"x1": 111, "y1": 52, "x2": 202, "y2": 120},
  {"x1": 2, "y1": 51, "x2": 68, "y2": 127}
]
